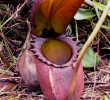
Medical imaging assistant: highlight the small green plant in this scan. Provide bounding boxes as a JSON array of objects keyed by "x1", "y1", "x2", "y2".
[{"x1": 0, "y1": 21, "x2": 14, "y2": 63}]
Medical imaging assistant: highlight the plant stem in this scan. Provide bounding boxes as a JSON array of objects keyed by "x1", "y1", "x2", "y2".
[
  {"x1": 0, "y1": 50, "x2": 15, "y2": 72},
  {"x1": 1, "y1": 31, "x2": 14, "y2": 62},
  {"x1": 68, "y1": 0, "x2": 110, "y2": 99},
  {"x1": 0, "y1": 51, "x2": 10, "y2": 68}
]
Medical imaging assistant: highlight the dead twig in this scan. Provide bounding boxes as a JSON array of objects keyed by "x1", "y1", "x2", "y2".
[
  {"x1": 84, "y1": 0, "x2": 94, "y2": 7},
  {"x1": 1, "y1": 0, "x2": 28, "y2": 28}
]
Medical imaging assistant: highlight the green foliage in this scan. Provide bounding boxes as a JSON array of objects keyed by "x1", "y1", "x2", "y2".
[
  {"x1": 0, "y1": 20, "x2": 14, "y2": 62},
  {"x1": 93, "y1": 0, "x2": 110, "y2": 16},
  {"x1": 75, "y1": 20, "x2": 78, "y2": 41},
  {"x1": 66, "y1": 24, "x2": 72, "y2": 36},
  {"x1": 74, "y1": 8, "x2": 96, "y2": 20},
  {"x1": 103, "y1": 95, "x2": 109, "y2": 100},
  {"x1": 101, "y1": 25, "x2": 110, "y2": 31},
  {"x1": 0, "y1": 71, "x2": 11, "y2": 76},
  {"x1": 78, "y1": 44, "x2": 99, "y2": 68},
  {"x1": 98, "y1": 0, "x2": 108, "y2": 5},
  {"x1": 93, "y1": 0, "x2": 110, "y2": 31}
]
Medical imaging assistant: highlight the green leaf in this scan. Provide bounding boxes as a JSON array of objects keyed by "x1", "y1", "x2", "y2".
[
  {"x1": 101, "y1": 25, "x2": 110, "y2": 31},
  {"x1": 74, "y1": 8, "x2": 96, "y2": 20},
  {"x1": 75, "y1": 20, "x2": 78, "y2": 41},
  {"x1": 103, "y1": 95, "x2": 109, "y2": 100},
  {"x1": 78, "y1": 44, "x2": 99, "y2": 68},
  {"x1": 66, "y1": 24, "x2": 72, "y2": 36},
  {"x1": 93, "y1": 0, "x2": 110, "y2": 16}
]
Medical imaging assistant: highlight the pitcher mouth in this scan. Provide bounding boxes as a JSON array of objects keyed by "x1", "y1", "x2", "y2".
[{"x1": 30, "y1": 30, "x2": 81, "y2": 68}]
